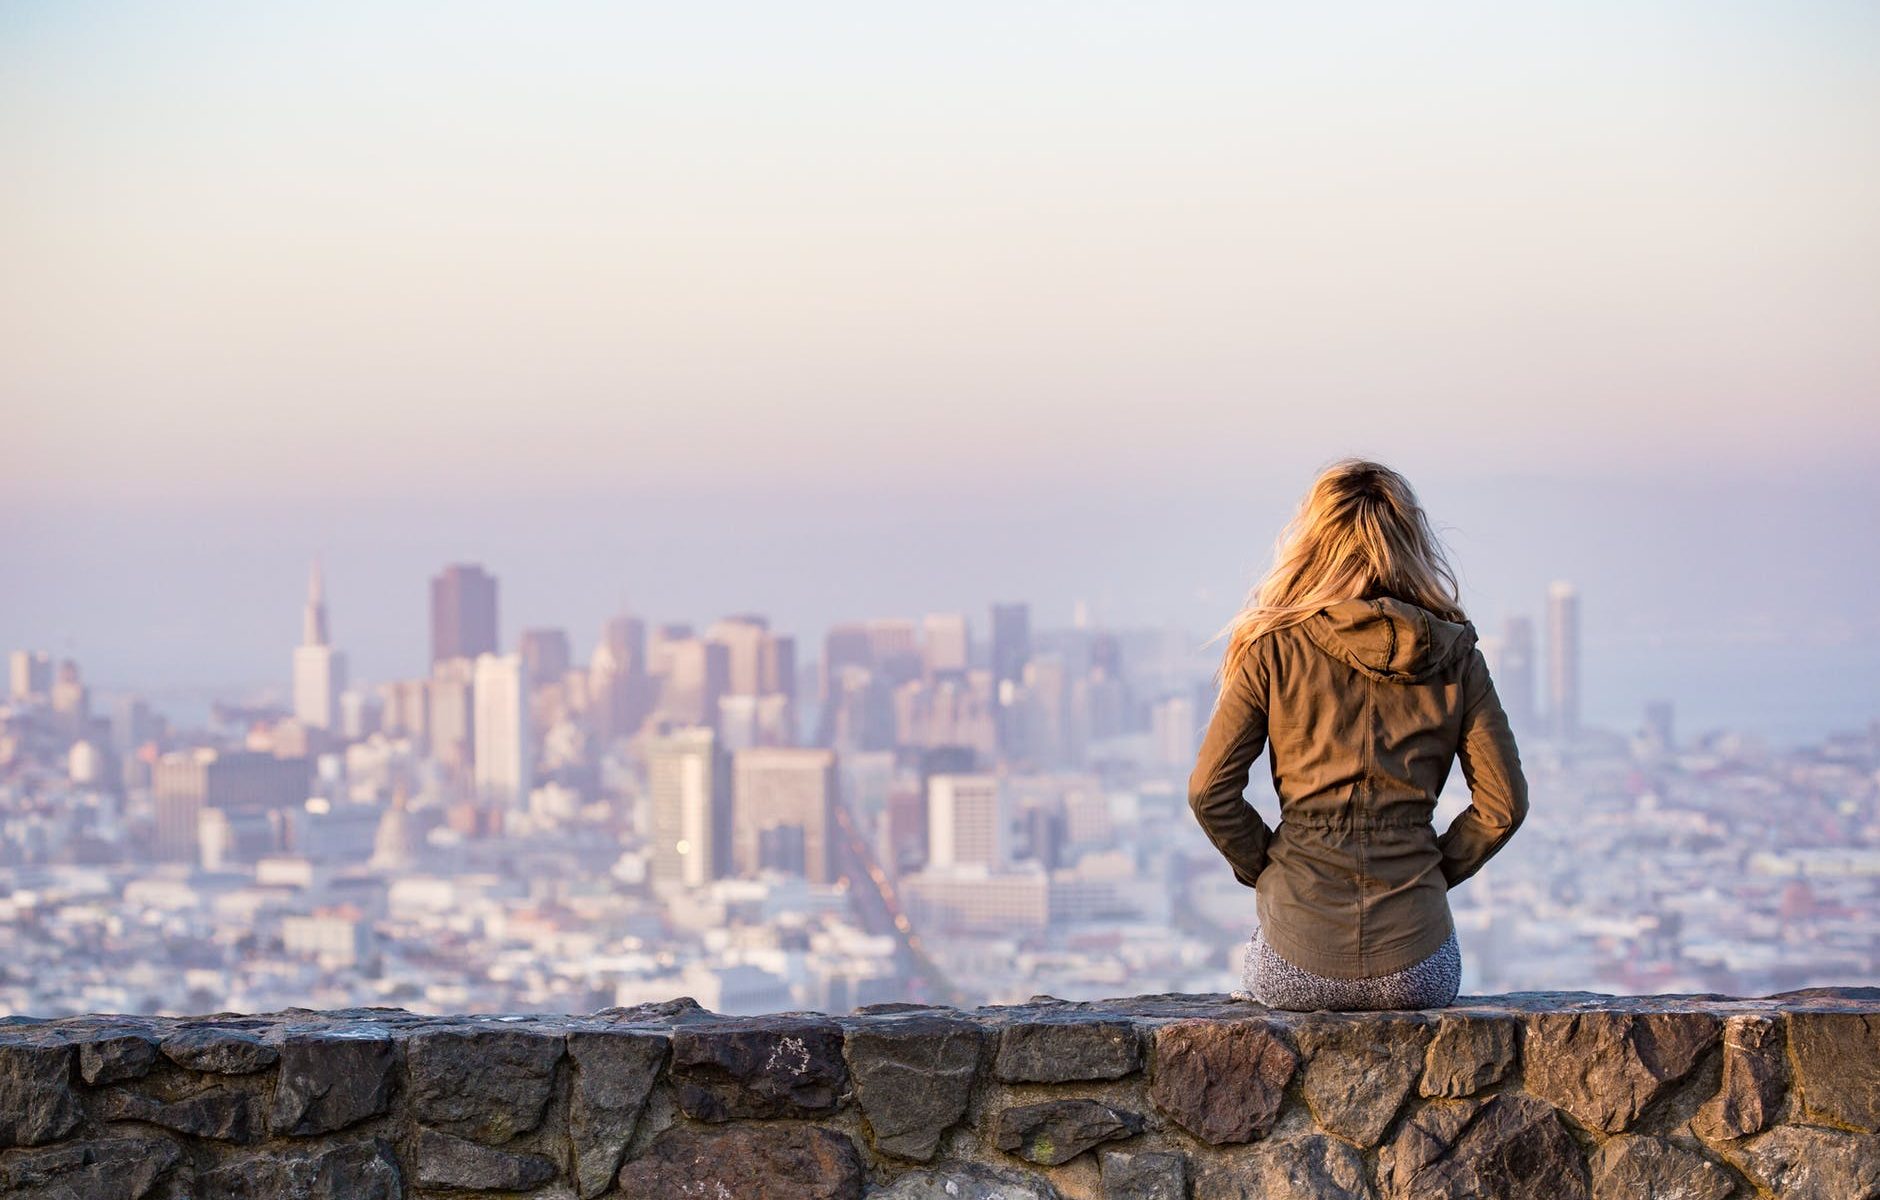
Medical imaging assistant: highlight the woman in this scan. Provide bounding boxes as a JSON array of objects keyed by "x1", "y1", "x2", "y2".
[{"x1": 1189, "y1": 457, "x2": 1528, "y2": 1011}]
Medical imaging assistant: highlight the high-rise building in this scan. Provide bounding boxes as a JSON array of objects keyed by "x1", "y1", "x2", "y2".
[
  {"x1": 8, "y1": 650, "x2": 51, "y2": 701},
  {"x1": 927, "y1": 773, "x2": 1004, "y2": 869},
  {"x1": 517, "y1": 628, "x2": 572, "y2": 689},
  {"x1": 1546, "y1": 581, "x2": 1581, "y2": 740},
  {"x1": 707, "y1": 615, "x2": 771, "y2": 696},
  {"x1": 1497, "y1": 616, "x2": 1537, "y2": 732},
  {"x1": 590, "y1": 614, "x2": 655, "y2": 741},
  {"x1": 866, "y1": 619, "x2": 922, "y2": 687},
  {"x1": 472, "y1": 653, "x2": 532, "y2": 808},
  {"x1": 991, "y1": 603, "x2": 1031, "y2": 686},
  {"x1": 731, "y1": 747, "x2": 837, "y2": 883},
  {"x1": 1151, "y1": 695, "x2": 1198, "y2": 768},
  {"x1": 428, "y1": 658, "x2": 477, "y2": 773},
  {"x1": 821, "y1": 623, "x2": 874, "y2": 704},
  {"x1": 1644, "y1": 699, "x2": 1675, "y2": 751},
  {"x1": 292, "y1": 561, "x2": 348, "y2": 731},
  {"x1": 151, "y1": 749, "x2": 311, "y2": 863},
  {"x1": 430, "y1": 564, "x2": 499, "y2": 665},
  {"x1": 647, "y1": 727, "x2": 731, "y2": 887},
  {"x1": 658, "y1": 639, "x2": 730, "y2": 728},
  {"x1": 922, "y1": 613, "x2": 970, "y2": 677}
]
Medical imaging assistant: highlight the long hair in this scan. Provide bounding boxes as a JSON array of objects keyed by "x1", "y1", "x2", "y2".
[{"x1": 1209, "y1": 457, "x2": 1467, "y2": 696}]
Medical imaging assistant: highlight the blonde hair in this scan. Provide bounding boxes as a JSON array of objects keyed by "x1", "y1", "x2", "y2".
[{"x1": 1210, "y1": 457, "x2": 1467, "y2": 694}]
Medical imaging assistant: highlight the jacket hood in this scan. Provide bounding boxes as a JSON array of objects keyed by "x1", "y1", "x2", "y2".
[{"x1": 1302, "y1": 596, "x2": 1478, "y2": 683}]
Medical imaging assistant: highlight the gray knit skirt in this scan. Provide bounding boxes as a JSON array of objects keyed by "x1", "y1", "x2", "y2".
[{"x1": 1234, "y1": 920, "x2": 1461, "y2": 1011}]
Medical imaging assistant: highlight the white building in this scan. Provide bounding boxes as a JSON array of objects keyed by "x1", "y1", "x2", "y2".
[
  {"x1": 473, "y1": 652, "x2": 532, "y2": 808},
  {"x1": 928, "y1": 773, "x2": 1004, "y2": 869},
  {"x1": 292, "y1": 562, "x2": 348, "y2": 731},
  {"x1": 648, "y1": 727, "x2": 729, "y2": 887}
]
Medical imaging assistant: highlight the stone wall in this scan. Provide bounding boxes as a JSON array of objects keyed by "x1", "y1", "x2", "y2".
[{"x1": 1, "y1": 988, "x2": 1876, "y2": 1199}]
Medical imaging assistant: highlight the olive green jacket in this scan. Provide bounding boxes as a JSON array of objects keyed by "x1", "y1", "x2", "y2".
[{"x1": 1189, "y1": 596, "x2": 1528, "y2": 979}]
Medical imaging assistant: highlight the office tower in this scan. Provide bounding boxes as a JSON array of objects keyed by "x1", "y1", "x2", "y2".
[
  {"x1": 517, "y1": 628, "x2": 572, "y2": 688},
  {"x1": 927, "y1": 773, "x2": 1004, "y2": 869},
  {"x1": 731, "y1": 747, "x2": 837, "y2": 883},
  {"x1": 658, "y1": 639, "x2": 730, "y2": 728},
  {"x1": 602, "y1": 614, "x2": 649, "y2": 678},
  {"x1": 430, "y1": 564, "x2": 499, "y2": 665},
  {"x1": 428, "y1": 658, "x2": 477, "y2": 773},
  {"x1": 922, "y1": 613, "x2": 970, "y2": 677},
  {"x1": 591, "y1": 614, "x2": 655, "y2": 741},
  {"x1": 151, "y1": 749, "x2": 311, "y2": 863},
  {"x1": 1498, "y1": 616, "x2": 1538, "y2": 732},
  {"x1": 759, "y1": 634, "x2": 796, "y2": 701},
  {"x1": 866, "y1": 619, "x2": 922, "y2": 687},
  {"x1": 1151, "y1": 695, "x2": 1198, "y2": 768},
  {"x1": 379, "y1": 679, "x2": 430, "y2": 745},
  {"x1": 648, "y1": 623, "x2": 695, "y2": 677},
  {"x1": 1022, "y1": 655, "x2": 1069, "y2": 767},
  {"x1": 821, "y1": 623, "x2": 874, "y2": 703},
  {"x1": 647, "y1": 727, "x2": 731, "y2": 887},
  {"x1": 473, "y1": 653, "x2": 532, "y2": 808},
  {"x1": 292, "y1": 561, "x2": 349, "y2": 731},
  {"x1": 708, "y1": 615, "x2": 770, "y2": 696},
  {"x1": 1546, "y1": 581, "x2": 1581, "y2": 740},
  {"x1": 1644, "y1": 700, "x2": 1675, "y2": 751},
  {"x1": 991, "y1": 603, "x2": 1032, "y2": 686},
  {"x1": 9, "y1": 650, "x2": 51, "y2": 701}
]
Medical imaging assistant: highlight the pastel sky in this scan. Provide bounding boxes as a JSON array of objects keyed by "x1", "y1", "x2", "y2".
[{"x1": 2, "y1": 2, "x2": 1877, "y2": 741}]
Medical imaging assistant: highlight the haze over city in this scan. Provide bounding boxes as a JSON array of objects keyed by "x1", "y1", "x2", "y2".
[{"x1": 1, "y1": 1, "x2": 1877, "y2": 1021}]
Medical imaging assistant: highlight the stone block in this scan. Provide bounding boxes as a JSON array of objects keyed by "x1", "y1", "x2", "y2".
[
  {"x1": 1523, "y1": 1010, "x2": 1720, "y2": 1133},
  {"x1": 615, "y1": 1124, "x2": 863, "y2": 1200},
  {"x1": 564, "y1": 1028, "x2": 668, "y2": 1199},
  {"x1": 1377, "y1": 1093, "x2": 1588, "y2": 1200},
  {"x1": 268, "y1": 1032, "x2": 397, "y2": 1137},
  {"x1": 1692, "y1": 1012, "x2": 1784, "y2": 1141},
  {"x1": 1100, "y1": 1149, "x2": 1188, "y2": 1200},
  {"x1": 405, "y1": 1025, "x2": 565, "y2": 1143},
  {"x1": 1588, "y1": 1133, "x2": 1732, "y2": 1200},
  {"x1": 845, "y1": 1014, "x2": 984, "y2": 1161},
  {"x1": 670, "y1": 1016, "x2": 848, "y2": 1120},
  {"x1": 159, "y1": 1027, "x2": 279, "y2": 1075},
  {"x1": 198, "y1": 1138, "x2": 402, "y2": 1200},
  {"x1": 1787, "y1": 1010, "x2": 1880, "y2": 1132},
  {"x1": 0, "y1": 1135, "x2": 184, "y2": 1199},
  {"x1": 1150, "y1": 1018, "x2": 1297, "y2": 1145},
  {"x1": 992, "y1": 1016, "x2": 1143, "y2": 1083},
  {"x1": 992, "y1": 1098, "x2": 1144, "y2": 1166},
  {"x1": 1298, "y1": 1014, "x2": 1432, "y2": 1146},
  {"x1": 0, "y1": 1042, "x2": 80, "y2": 1148},
  {"x1": 1420, "y1": 1013, "x2": 1518, "y2": 1098},
  {"x1": 411, "y1": 1126, "x2": 558, "y2": 1192},
  {"x1": 1194, "y1": 1134, "x2": 1369, "y2": 1200}
]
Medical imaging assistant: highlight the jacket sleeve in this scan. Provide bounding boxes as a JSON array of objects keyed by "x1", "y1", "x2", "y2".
[
  {"x1": 1437, "y1": 645, "x2": 1530, "y2": 888},
  {"x1": 1187, "y1": 645, "x2": 1274, "y2": 888}
]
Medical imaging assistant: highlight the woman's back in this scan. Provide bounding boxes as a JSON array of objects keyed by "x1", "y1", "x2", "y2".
[{"x1": 1190, "y1": 593, "x2": 1528, "y2": 982}]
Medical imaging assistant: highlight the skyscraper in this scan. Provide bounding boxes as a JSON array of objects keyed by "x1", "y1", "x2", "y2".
[
  {"x1": 1498, "y1": 615, "x2": 1538, "y2": 732},
  {"x1": 472, "y1": 652, "x2": 532, "y2": 808},
  {"x1": 927, "y1": 773, "x2": 1004, "y2": 869},
  {"x1": 922, "y1": 613, "x2": 970, "y2": 678},
  {"x1": 517, "y1": 628, "x2": 572, "y2": 688},
  {"x1": 8, "y1": 650, "x2": 51, "y2": 701},
  {"x1": 647, "y1": 727, "x2": 731, "y2": 887},
  {"x1": 731, "y1": 747, "x2": 837, "y2": 883},
  {"x1": 430, "y1": 564, "x2": 499, "y2": 665},
  {"x1": 292, "y1": 561, "x2": 348, "y2": 731},
  {"x1": 991, "y1": 603, "x2": 1031, "y2": 686},
  {"x1": 1546, "y1": 581, "x2": 1581, "y2": 741}
]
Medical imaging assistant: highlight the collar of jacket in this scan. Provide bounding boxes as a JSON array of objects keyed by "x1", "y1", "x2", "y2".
[{"x1": 1302, "y1": 596, "x2": 1479, "y2": 684}]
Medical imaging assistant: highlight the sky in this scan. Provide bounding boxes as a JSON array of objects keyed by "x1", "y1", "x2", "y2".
[{"x1": 2, "y1": 1, "x2": 1877, "y2": 744}]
